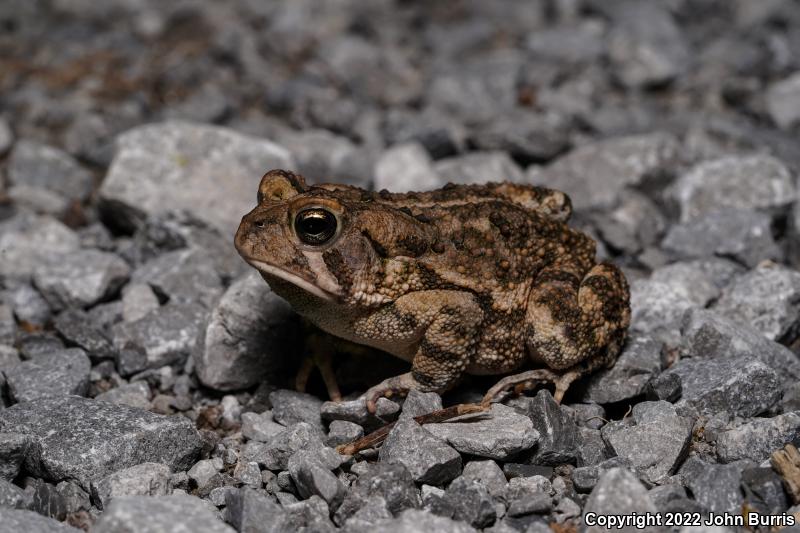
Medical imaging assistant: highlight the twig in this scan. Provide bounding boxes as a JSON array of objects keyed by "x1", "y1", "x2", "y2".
[{"x1": 336, "y1": 403, "x2": 489, "y2": 456}]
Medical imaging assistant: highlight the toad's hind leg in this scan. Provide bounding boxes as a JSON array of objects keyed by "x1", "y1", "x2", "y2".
[{"x1": 483, "y1": 262, "x2": 630, "y2": 405}]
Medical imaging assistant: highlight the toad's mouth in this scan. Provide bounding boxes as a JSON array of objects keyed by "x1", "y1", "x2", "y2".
[{"x1": 242, "y1": 257, "x2": 338, "y2": 303}]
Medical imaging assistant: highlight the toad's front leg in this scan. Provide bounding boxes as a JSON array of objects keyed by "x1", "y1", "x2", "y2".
[{"x1": 354, "y1": 290, "x2": 483, "y2": 413}]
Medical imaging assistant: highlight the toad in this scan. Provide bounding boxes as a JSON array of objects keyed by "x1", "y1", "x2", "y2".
[{"x1": 235, "y1": 170, "x2": 630, "y2": 412}]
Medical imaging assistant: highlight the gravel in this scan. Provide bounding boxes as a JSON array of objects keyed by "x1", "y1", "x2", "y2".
[
  {"x1": 425, "y1": 403, "x2": 538, "y2": 461},
  {"x1": 601, "y1": 402, "x2": 693, "y2": 484},
  {"x1": 655, "y1": 356, "x2": 781, "y2": 418},
  {"x1": 671, "y1": 154, "x2": 796, "y2": 223},
  {"x1": 99, "y1": 121, "x2": 294, "y2": 235},
  {"x1": 583, "y1": 468, "x2": 658, "y2": 533},
  {"x1": 0, "y1": 396, "x2": 200, "y2": 490},
  {"x1": 4, "y1": 348, "x2": 91, "y2": 403},
  {"x1": 7, "y1": 140, "x2": 93, "y2": 203},
  {"x1": 3, "y1": 2, "x2": 800, "y2": 529},
  {"x1": 92, "y1": 494, "x2": 234, "y2": 533},
  {"x1": 90, "y1": 462, "x2": 171, "y2": 510},
  {"x1": 0, "y1": 508, "x2": 81, "y2": 532},
  {"x1": 32, "y1": 250, "x2": 130, "y2": 311},
  {"x1": 712, "y1": 263, "x2": 800, "y2": 343},
  {"x1": 510, "y1": 391, "x2": 580, "y2": 465},
  {"x1": 195, "y1": 272, "x2": 300, "y2": 391},
  {"x1": 582, "y1": 333, "x2": 662, "y2": 404},
  {"x1": 715, "y1": 413, "x2": 800, "y2": 464},
  {"x1": 379, "y1": 419, "x2": 462, "y2": 486}
]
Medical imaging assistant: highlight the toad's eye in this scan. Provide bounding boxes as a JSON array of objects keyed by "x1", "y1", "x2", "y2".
[{"x1": 294, "y1": 208, "x2": 338, "y2": 245}]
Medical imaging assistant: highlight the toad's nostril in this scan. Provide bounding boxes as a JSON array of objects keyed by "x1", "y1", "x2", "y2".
[{"x1": 254, "y1": 220, "x2": 265, "y2": 228}]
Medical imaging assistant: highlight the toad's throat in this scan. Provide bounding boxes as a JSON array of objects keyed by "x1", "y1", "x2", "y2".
[{"x1": 244, "y1": 258, "x2": 337, "y2": 303}]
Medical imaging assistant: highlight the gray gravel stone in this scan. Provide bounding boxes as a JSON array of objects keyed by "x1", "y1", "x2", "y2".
[
  {"x1": 288, "y1": 449, "x2": 345, "y2": 507},
  {"x1": 427, "y1": 52, "x2": 521, "y2": 124},
  {"x1": 505, "y1": 477, "x2": 552, "y2": 517},
  {"x1": 583, "y1": 333, "x2": 662, "y2": 404},
  {"x1": 511, "y1": 390, "x2": 580, "y2": 465},
  {"x1": 4, "y1": 348, "x2": 90, "y2": 403},
  {"x1": 113, "y1": 302, "x2": 206, "y2": 376},
  {"x1": 607, "y1": 2, "x2": 688, "y2": 88},
  {"x1": 6, "y1": 284, "x2": 52, "y2": 327},
  {"x1": 233, "y1": 461, "x2": 261, "y2": 488},
  {"x1": 434, "y1": 151, "x2": 524, "y2": 185},
  {"x1": 572, "y1": 457, "x2": 634, "y2": 493},
  {"x1": 461, "y1": 460, "x2": 507, "y2": 501},
  {"x1": 601, "y1": 402, "x2": 693, "y2": 484},
  {"x1": 8, "y1": 140, "x2": 93, "y2": 202},
  {"x1": 93, "y1": 494, "x2": 234, "y2": 533},
  {"x1": 131, "y1": 248, "x2": 222, "y2": 310},
  {"x1": 0, "y1": 478, "x2": 25, "y2": 509},
  {"x1": 766, "y1": 71, "x2": 800, "y2": 130},
  {"x1": 321, "y1": 397, "x2": 400, "y2": 432},
  {"x1": 0, "y1": 213, "x2": 80, "y2": 281},
  {"x1": 99, "y1": 121, "x2": 293, "y2": 235},
  {"x1": 0, "y1": 433, "x2": 30, "y2": 481},
  {"x1": 444, "y1": 476, "x2": 497, "y2": 528},
  {"x1": 374, "y1": 143, "x2": 441, "y2": 192},
  {"x1": 269, "y1": 389, "x2": 324, "y2": 434},
  {"x1": 53, "y1": 309, "x2": 115, "y2": 361},
  {"x1": 0, "y1": 306, "x2": 15, "y2": 346},
  {"x1": 741, "y1": 466, "x2": 789, "y2": 515},
  {"x1": 399, "y1": 390, "x2": 443, "y2": 420},
  {"x1": 715, "y1": 413, "x2": 800, "y2": 464},
  {"x1": 671, "y1": 154, "x2": 796, "y2": 223},
  {"x1": 662, "y1": 209, "x2": 781, "y2": 268},
  {"x1": 426, "y1": 403, "x2": 538, "y2": 461},
  {"x1": 656, "y1": 356, "x2": 780, "y2": 417},
  {"x1": 241, "y1": 411, "x2": 285, "y2": 443},
  {"x1": 536, "y1": 132, "x2": 679, "y2": 211},
  {"x1": 379, "y1": 419, "x2": 461, "y2": 486},
  {"x1": 583, "y1": 468, "x2": 658, "y2": 533},
  {"x1": 195, "y1": 272, "x2": 301, "y2": 391},
  {"x1": 354, "y1": 508, "x2": 477, "y2": 533},
  {"x1": 243, "y1": 422, "x2": 342, "y2": 472},
  {"x1": 577, "y1": 427, "x2": 611, "y2": 468},
  {"x1": 188, "y1": 458, "x2": 222, "y2": 493},
  {"x1": 90, "y1": 462, "x2": 171, "y2": 510},
  {"x1": 679, "y1": 308, "x2": 800, "y2": 387},
  {"x1": 225, "y1": 487, "x2": 291, "y2": 533},
  {"x1": 121, "y1": 283, "x2": 160, "y2": 323},
  {"x1": 0, "y1": 508, "x2": 81, "y2": 532},
  {"x1": 334, "y1": 462, "x2": 420, "y2": 526},
  {"x1": 630, "y1": 261, "x2": 721, "y2": 335},
  {"x1": 469, "y1": 110, "x2": 572, "y2": 164},
  {"x1": 680, "y1": 456, "x2": 750, "y2": 514},
  {"x1": 0, "y1": 117, "x2": 12, "y2": 156},
  {"x1": 326, "y1": 420, "x2": 363, "y2": 447},
  {"x1": 713, "y1": 263, "x2": 800, "y2": 343},
  {"x1": 0, "y1": 345, "x2": 20, "y2": 370},
  {"x1": 0, "y1": 396, "x2": 200, "y2": 489},
  {"x1": 280, "y1": 129, "x2": 371, "y2": 187},
  {"x1": 32, "y1": 249, "x2": 130, "y2": 311},
  {"x1": 94, "y1": 381, "x2": 151, "y2": 410}
]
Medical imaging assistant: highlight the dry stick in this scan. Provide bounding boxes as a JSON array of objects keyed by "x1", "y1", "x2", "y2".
[{"x1": 336, "y1": 403, "x2": 489, "y2": 456}]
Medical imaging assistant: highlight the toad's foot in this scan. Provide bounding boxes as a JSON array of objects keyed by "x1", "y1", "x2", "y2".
[
  {"x1": 295, "y1": 349, "x2": 342, "y2": 403},
  {"x1": 363, "y1": 372, "x2": 427, "y2": 414},
  {"x1": 481, "y1": 368, "x2": 582, "y2": 407}
]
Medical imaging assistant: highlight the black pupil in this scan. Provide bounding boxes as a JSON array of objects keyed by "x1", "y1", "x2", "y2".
[{"x1": 296, "y1": 209, "x2": 336, "y2": 244}]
